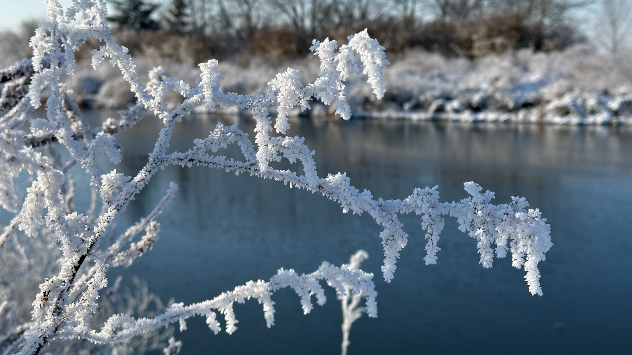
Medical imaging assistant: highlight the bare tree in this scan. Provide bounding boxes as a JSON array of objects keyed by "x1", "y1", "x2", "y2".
[
  {"x1": 215, "y1": 0, "x2": 268, "y2": 40},
  {"x1": 485, "y1": 0, "x2": 594, "y2": 27},
  {"x1": 267, "y1": 0, "x2": 327, "y2": 37},
  {"x1": 335, "y1": 0, "x2": 390, "y2": 26},
  {"x1": 595, "y1": 0, "x2": 632, "y2": 53},
  {"x1": 266, "y1": 0, "x2": 388, "y2": 37},
  {"x1": 392, "y1": 0, "x2": 422, "y2": 21},
  {"x1": 188, "y1": 0, "x2": 210, "y2": 34},
  {"x1": 428, "y1": 0, "x2": 486, "y2": 19}
]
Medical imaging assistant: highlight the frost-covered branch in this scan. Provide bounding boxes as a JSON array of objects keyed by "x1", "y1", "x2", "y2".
[
  {"x1": 0, "y1": 0, "x2": 552, "y2": 354},
  {"x1": 81, "y1": 253, "x2": 376, "y2": 344}
]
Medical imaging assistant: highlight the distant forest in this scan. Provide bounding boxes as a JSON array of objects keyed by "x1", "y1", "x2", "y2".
[
  {"x1": 3, "y1": 0, "x2": 629, "y2": 68},
  {"x1": 104, "y1": 0, "x2": 595, "y2": 62}
]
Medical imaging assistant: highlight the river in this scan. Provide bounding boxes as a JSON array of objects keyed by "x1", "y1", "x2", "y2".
[{"x1": 28, "y1": 112, "x2": 632, "y2": 353}]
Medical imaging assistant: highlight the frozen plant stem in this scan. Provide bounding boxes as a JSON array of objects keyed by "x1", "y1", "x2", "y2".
[
  {"x1": 0, "y1": 0, "x2": 552, "y2": 354},
  {"x1": 340, "y1": 251, "x2": 369, "y2": 355}
]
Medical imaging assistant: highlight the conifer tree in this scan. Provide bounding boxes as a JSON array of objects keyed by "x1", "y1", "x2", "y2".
[
  {"x1": 107, "y1": 0, "x2": 161, "y2": 31},
  {"x1": 163, "y1": 0, "x2": 191, "y2": 34}
]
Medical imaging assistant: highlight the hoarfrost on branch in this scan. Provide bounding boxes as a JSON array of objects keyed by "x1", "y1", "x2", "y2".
[{"x1": 0, "y1": 0, "x2": 552, "y2": 354}]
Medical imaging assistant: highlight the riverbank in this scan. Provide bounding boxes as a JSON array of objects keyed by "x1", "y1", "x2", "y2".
[{"x1": 63, "y1": 45, "x2": 632, "y2": 125}]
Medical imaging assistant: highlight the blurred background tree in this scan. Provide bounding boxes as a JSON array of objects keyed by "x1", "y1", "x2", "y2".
[
  {"x1": 6, "y1": 0, "x2": 630, "y2": 63},
  {"x1": 595, "y1": 0, "x2": 632, "y2": 53},
  {"x1": 0, "y1": 19, "x2": 38, "y2": 67},
  {"x1": 162, "y1": 0, "x2": 192, "y2": 34},
  {"x1": 107, "y1": 0, "x2": 161, "y2": 31}
]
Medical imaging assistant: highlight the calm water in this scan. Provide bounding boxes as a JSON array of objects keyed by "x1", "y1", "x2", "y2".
[{"x1": 28, "y1": 112, "x2": 632, "y2": 353}]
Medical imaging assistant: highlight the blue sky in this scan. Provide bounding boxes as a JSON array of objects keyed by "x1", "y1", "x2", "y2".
[{"x1": 0, "y1": 0, "x2": 73, "y2": 31}]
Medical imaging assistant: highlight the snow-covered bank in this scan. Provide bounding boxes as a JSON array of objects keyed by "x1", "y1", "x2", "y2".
[{"x1": 64, "y1": 45, "x2": 632, "y2": 125}]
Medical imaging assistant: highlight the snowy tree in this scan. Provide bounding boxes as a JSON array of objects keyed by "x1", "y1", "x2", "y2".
[{"x1": 0, "y1": 1, "x2": 552, "y2": 354}]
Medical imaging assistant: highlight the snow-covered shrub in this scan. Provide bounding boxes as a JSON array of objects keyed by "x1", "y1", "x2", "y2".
[
  {"x1": 360, "y1": 46, "x2": 632, "y2": 124},
  {"x1": 54, "y1": 37, "x2": 632, "y2": 125},
  {"x1": 0, "y1": 1, "x2": 552, "y2": 354}
]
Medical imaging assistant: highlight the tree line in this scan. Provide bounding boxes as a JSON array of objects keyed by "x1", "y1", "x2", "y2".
[{"x1": 107, "y1": 0, "x2": 592, "y2": 61}]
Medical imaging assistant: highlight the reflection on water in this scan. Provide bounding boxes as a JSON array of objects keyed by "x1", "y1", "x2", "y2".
[{"x1": 24, "y1": 112, "x2": 632, "y2": 353}]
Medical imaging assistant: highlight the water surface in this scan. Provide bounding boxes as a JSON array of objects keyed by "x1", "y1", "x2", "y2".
[{"x1": 42, "y1": 113, "x2": 632, "y2": 353}]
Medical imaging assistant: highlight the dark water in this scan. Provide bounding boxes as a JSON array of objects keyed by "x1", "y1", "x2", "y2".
[{"x1": 40, "y1": 113, "x2": 632, "y2": 353}]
